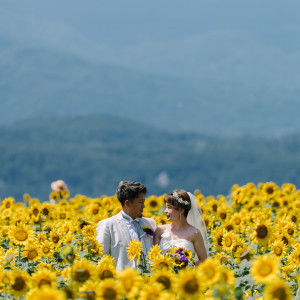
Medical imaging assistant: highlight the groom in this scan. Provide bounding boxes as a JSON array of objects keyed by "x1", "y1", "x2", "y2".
[{"x1": 96, "y1": 181, "x2": 157, "y2": 271}]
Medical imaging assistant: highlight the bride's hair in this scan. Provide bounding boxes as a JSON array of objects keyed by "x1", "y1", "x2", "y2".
[{"x1": 164, "y1": 190, "x2": 191, "y2": 217}]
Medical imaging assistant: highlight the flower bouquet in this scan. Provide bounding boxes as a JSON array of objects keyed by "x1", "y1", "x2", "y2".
[{"x1": 166, "y1": 247, "x2": 195, "y2": 273}]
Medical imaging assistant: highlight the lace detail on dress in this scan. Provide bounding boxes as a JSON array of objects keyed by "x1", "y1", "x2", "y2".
[{"x1": 159, "y1": 231, "x2": 198, "y2": 261}]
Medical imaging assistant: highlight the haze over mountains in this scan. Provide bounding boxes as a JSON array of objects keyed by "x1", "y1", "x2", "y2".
[
  {"x1": 1, "y1": 1, "x2": 300, "y2": 199},
  {"x1": 1, "y1": 35, "x2": 300, "y2": 136},
  {"x1": 2, "y1": 0, "x2": 300, "y2": 89},
  {"x1": 1, "y1": 115, "x2": 300, "y2": 200}
]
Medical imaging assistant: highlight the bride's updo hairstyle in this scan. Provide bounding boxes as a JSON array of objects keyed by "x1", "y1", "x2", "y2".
[{"x1": 164, "y1": 190, "x2": 191, "y2": 218}]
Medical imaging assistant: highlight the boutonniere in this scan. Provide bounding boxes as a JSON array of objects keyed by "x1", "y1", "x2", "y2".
[{"x1": 142, "y1": 226, "x2": 154, "y2": 237}]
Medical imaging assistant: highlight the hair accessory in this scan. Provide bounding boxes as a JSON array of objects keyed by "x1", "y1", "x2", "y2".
[{"x1": 172, "y1": 191, "x2": 189, "y2": 205}]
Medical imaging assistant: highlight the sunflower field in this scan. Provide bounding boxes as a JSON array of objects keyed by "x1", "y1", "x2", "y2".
[{"x1": 0, "y1": 181, "x2": 299, "y2": 299}]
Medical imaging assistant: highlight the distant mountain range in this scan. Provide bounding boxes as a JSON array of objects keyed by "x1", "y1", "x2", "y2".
[
  {"x1": 1, "y1": 36, "x2": 300, "y2": 137},
  {"x1": 1, "y1": 115, "x2": 300, "y2": 200}
]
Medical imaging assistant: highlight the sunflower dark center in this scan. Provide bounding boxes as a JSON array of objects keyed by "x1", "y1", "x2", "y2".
[
  {"x1": 100, "y1": 270, "x2": 113, "y2": 280},
  {"x1": 184, "y1": 279, "x2": 199, "y2": 294},
  {"x1": 52, "y1": 236, "x2": 59, "y2": 243},
  {"x1": 103, "y1": 288, "x2": 117, "y2": 300},
  {"x1": 92, "y1": 208, "x2": 99, "y2": 215},
  {"x1": 273, "y1": 288, "x2": 287, "y2": 300},
  {"x1": 266, "y1": 187, "x2": 274, "y2": 194},
  {"x1": 42, "y1": 208, "x2": 49, "y2": 216},
  {"x1": 212, "y1": 204, "x2": 218, "y2": 212},
  {"x1": 288, "y1": 229, "x2": 294, "y2": 236},
  {"x1": 74, "y1": 269, "x2": 90, "y2": 282},
  {"x1": 150, "y1": 200, "x2": 158, "y2": 208},
  {"x1": 12, "y1": 277, "x2": 26, "y2": 291},
  {"x1": 38, "y1": 278, "x2": 51, "y2": 288},
  {"x1": 157, "y1": 275, "x2": 171, "y2": 289},
  {"x1": 220, "y1": 213, "x2": 227, "y2": 220},
  {"x1": 256, "y1": 225, "x2": 268, "y2": 239}
]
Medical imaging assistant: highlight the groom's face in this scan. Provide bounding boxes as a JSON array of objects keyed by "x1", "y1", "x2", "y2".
[{"x1": 126, "y1": 193, "x2": 146, "y2": 219}]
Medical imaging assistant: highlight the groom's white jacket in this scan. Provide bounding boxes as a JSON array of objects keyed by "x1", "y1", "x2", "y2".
[{"x1": 96, "y1": 211, "x2": 157, "y2": 271}]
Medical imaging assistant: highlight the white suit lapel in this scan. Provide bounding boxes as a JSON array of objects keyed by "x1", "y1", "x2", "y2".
[{"x1": 116, "y1": 212, "x2": 131, "y2": 245}]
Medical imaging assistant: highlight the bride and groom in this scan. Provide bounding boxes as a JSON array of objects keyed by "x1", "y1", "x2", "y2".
[{"x1": 96, "y1": 181, "x2": 209, "y2": 271}]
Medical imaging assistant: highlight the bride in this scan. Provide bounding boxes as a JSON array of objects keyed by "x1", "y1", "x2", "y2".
[{"x1": 154, "y1": 190, "x2": 209, "y2": 265}]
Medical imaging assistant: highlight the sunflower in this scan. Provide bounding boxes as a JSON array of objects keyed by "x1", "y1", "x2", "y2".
[
  {"x1": 250, "y1": 254, "x2": 280, "y2": 284},
  {"x1": 2, "y1": 208, "x2": 12, "y2": 221},
  {"x1": 23, "y1": 243, "x2": 41, "y2": 262},
  {"x1": 1, "y1": 226, "x2": 10, "y2": 239},
  {"x1": 263, "y1": 278, "x2": 292, "y2": 300},
  {"x1": 37, "y1": 262, "x2": 54, "y2": 272},
  {"x1": 145, "y1": 195, "x2": 163, "y2": 212},
  {"x1": 222, "y1": 231, "x2": 236, "y2": 252},
  {"x1": 40, "y1": 241, "x2": 55, "y2": 257},
  {"x1": 98, "y1": 278, "x2": 121, "y2": 300},
  {"x1": 31, "y1": 269, "x2": 57, "y2": 289},
  {"x1": 270, "y1": 240, "x2": 288, "y2": 259},
  {"x1": 282, "y1": 264, "x2": 297, "y2": 281},
  {"x1": 2, "y1": 197, "x2": 15, "y2": 210},
  {"x1": 175, "y1": 267, "x2": 203, "y2": 299},
  {"x1": 84, "y1": 238, "x2": 104, "y2": 256},
  {"x1": 49, "y1": 191, "x2": 60, "y2": 202},
  {"x1": 217, "y1": 204, "x2": 231, "y2": 222},
  {"x1": 207, "y1": 197, "x2": 220, "y2": 214},
  {"x1": 126, "y1": 240, "x2": 142, "y2": 265},
  {"x1": 149, "y1": 254, "x2": 174, "y2": 271},
  {"x1": 147, "y1": 244, "x2": 162, "y2": 261},
  {"x1": 281, "y1": 183, "x2": 296, "y2": 195},
  {"x1": 23, "y1": 193, "x2": 31, "y2": 202},
  {"x1": 9, "y1": 224, "x2": 35, "y2": 246},
  {"x1": 26, "y1": 286, "x2": 66, "y2": 300},
  {"x1": 40, "y1": 202, "x2": 52, "y2": 218},
  {"x1": 218, "y1": 266, "x2": 236, "y2": 287},
  {"x1": 251, "y1": 219, "x2": 272, "y2": 246},
  {"x1": 139, "y1": 282, "x2": 164, "y2": 300},
  {"x1": 8, "y1": 268, "x2": 31, "y2": 297},
  {"x1": 285, "y1": 221, "x2": 296, "y2": 238},
  {"x1": 0, "y1": 269, "x2": 12, "y2": 286},
  {"x1": 79, "y1": 280, "x2": 100, "y2": 300},
  {"x1": 118, "y1": 267, "x2": 141, "y2": 299},
  {"x1": 198, "y1": 257, "x2": 221, "y2": 285},
  {"x1": 289, "y1": 247, "x2": 300, "y2": 265},
  {"x1": 262, "y1": 182, "x2": 279, "y2": 198},
  {"x1": 154, "y1": 214, "x2": 169, "y2": 226},
  {"x1": 37, "y1": 232, "x2": 47, "y2": 245},
  {"x1": 71, "y1": 258, "x2": 98, "y2": 285},
  {"x1": 150, "y1": 268, "x2": 175, "y2": 291},
  {"x1": 50, "y1": 228, "x2": 63, "y2": 248},
  {"x1": 97, "y1": 258, "x2": 117, "y2": 280},
  {"x1": 212, "y1": 227, "x2": 226, "y2": 251},
  {"x1": 82, "y1": 224, "x2": 97, "y2": 239},
  {"x1": 234, "y1": 244, "x2": 255, "y2": 264}
]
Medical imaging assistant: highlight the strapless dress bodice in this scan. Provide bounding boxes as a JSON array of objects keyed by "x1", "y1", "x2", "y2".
[{"x1": 159, "y1": 231, "x2": 198, "y2": 261}]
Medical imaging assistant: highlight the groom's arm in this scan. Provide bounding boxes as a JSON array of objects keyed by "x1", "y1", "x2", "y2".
[{"x1": 96, "y1": 220, "x2": 111, "y2": 255}]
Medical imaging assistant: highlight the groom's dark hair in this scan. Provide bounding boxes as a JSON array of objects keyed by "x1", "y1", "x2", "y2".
[{"x1": 116, "y1": 181, "x2": 147, "y2": 206}]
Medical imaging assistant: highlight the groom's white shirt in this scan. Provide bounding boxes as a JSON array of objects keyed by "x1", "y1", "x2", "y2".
[{"x1": 96, "y1": 210, "x2": 157, "y2": 271}]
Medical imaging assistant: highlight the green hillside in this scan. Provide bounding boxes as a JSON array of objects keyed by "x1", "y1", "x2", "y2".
[
  {"x1": 1, "y1": 115, "x2": 300, "y2": 201},
  {"x1": 1, "y1": 36, "x2": 300, "y2": 136}
]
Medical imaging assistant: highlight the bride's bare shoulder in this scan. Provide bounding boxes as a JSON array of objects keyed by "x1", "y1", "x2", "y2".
[{"x1": 155, "y1": 224, "x2": 170, "y2": 234}]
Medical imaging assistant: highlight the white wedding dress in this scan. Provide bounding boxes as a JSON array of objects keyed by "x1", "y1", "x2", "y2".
[{"x1": 159, "y1": 230, "x2": 199, "y2": 261}]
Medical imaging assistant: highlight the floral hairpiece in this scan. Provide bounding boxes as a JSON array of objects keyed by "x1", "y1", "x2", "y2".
[{"x1": 172, "y1": 192, "x2": 189, "y2": 205}]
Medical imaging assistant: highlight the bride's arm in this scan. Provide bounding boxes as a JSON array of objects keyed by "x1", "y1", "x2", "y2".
[
  {"x1": 193, "y1": 231, "x2": 208, "y2": 265},
  {"x1": 153, "y1": 226, "x2": 164, "y2": 245}
]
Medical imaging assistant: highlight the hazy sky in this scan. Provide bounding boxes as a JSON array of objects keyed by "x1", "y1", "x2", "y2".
[{"x1": 2, "y1": 0, "x2": 300, "y2": 88}]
